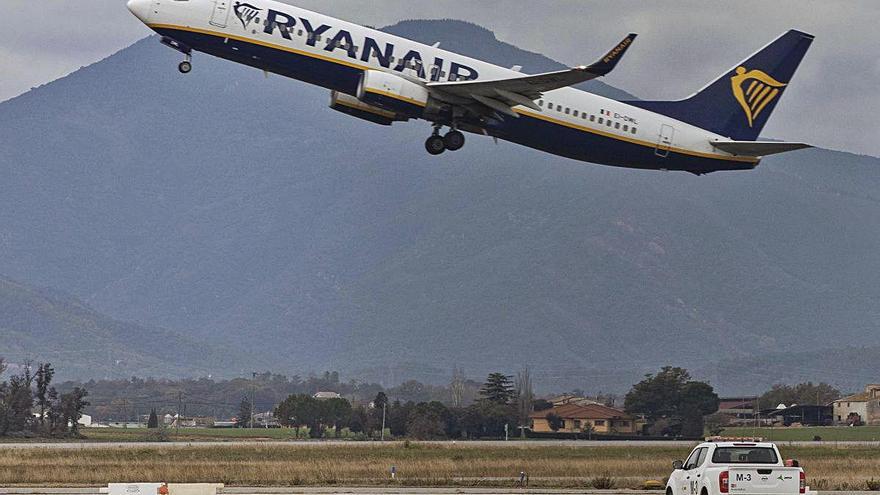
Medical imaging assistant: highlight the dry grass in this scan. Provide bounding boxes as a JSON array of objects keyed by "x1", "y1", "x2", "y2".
[{"x1": 0, "y1": 443, "x2": 878, "y2": 490}]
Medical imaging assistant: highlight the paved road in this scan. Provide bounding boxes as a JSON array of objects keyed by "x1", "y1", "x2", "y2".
[
  {"x1": 0, "y1": 488, "x2": 875, "y2": 495},
  {"x1": 0, "y1": 490, "x2": 653, "y2": 495}
]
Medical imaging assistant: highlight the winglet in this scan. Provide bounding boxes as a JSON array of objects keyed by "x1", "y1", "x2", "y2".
[{"x1": 583, "y1": 33, "x2": 637, "y2": 76}]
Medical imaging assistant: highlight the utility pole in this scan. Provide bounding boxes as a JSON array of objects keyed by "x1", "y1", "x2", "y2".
[
  {"x1": 122, "y1": 398, "x2": 128, "y2": 429},
  {"x1": 177, "y1": 392, "x2": 182, "y2": 434},
  {"x1": 381, "y1": 402, "x2": 386, "y2": 441},
  {"x1": 250, "y1": 372, "x2": 257, "y2": 429}
]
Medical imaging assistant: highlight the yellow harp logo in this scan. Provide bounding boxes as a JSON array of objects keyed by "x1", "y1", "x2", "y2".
[{"x1": 731, "y1": 66, "x2": 787, "y2": 127}]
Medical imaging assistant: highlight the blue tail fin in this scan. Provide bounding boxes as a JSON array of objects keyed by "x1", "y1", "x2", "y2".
[{"x1": 624, "y1": 30, "x2": 814, "y2": 141}]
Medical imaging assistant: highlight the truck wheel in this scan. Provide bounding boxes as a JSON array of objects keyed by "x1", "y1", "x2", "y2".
[
  {"x1": 666, "y1": 489, "x2": 673, "y2": 495},
  {"x1": 701, "y1": 489, "x2": 708, "y2": 495}
]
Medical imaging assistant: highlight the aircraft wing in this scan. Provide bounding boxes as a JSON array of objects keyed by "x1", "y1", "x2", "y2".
[
  {"x1": 427, "y1": 33, "x2": 637, "y2": 117},
  {"x1": 711, "y1": 140, "x2": 812, "y2": 157}
]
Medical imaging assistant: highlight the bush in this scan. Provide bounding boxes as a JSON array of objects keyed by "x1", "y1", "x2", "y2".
[
  {"x1": 811, "y1": 479, "x2": 830, "y2": 490},
  {"x1": 591, "y1": 475, "x2": 615, "y2": 489},
  {"x1": 867, "y1": 478, "x2": 880, "y2": 491},
  {"x1": 142, "y1": 429, "x2": 170, "y2": 442}
]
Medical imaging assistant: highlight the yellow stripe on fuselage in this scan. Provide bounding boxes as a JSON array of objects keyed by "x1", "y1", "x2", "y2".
[
  {"x1": 515, "y1": 109, "x2": 758, "y2": 164},
  {"x1": 148, "y1": 23, "x2": 759, "y2": 165}
]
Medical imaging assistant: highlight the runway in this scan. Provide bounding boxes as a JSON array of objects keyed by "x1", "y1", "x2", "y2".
[
  {"x1": 0, "y1": 487, "x2": 876, "y2": 495},
  {"x1": 1, "y1": 439, "x2": 879, "y2": 449}
]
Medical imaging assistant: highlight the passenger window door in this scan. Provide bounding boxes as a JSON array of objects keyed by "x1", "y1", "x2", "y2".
[
  {"x1": 684, "y1": 447, "x2": 706, "y2": 471},
  {"x1": 682, "y1": 448, "x2": 701, "y2": 470}
]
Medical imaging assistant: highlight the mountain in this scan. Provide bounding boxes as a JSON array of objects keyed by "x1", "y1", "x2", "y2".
[
  {"x1": 0, "y1": 20, "x2": 878, "y2": 392},
  {"x1": 0, "y1": 276, "x2": 243, "y2": 378},
  {"x1": 711, "y1": 346, "x2": 880, "y2": 396}
]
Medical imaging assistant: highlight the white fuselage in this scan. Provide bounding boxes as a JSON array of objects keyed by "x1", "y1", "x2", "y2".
[{"x1": 127, "y1": 0, "x2": 759, "y2": 173}]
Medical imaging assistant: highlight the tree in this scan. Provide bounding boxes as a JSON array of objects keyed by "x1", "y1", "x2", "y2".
[
  {"x1": 46, "y1": 388, "x2": 61, "y2": 434},
  {"x1": 348, "y1": 405, "x2": 369, "y2": 434},
  {"x1": 407, "y1": 402, "x2": 451, "y2": 439},
  {"x1": 274, "y1": 394, "x2": 320, "y2": 436},
  {"x1": 390, "y1": 380, "x2": 430, "y2": 403},
  {"x1": 581, "y1": 422, "x2": 594, "y2": 440},
  {"x1": 0, "y1": 372, "x2": 72, "y2": 438},
  {"x1": 237, "y1": 397, "x2": 253, "y2": 428},
  {"x1": 545, "y1": 412, "x2": 564, "y2": 432},
  {"x1": 148, "y1": 408, "x2": 159, "y2": 429},
  {"x1": 59, "y1": 387, "x2": 89, "y2": 434},
  {"x1": 450, "y1": 368, "x2": 466, "y2": 408},
  {"x1": 678, "y1": 381, "x2": 719, "y2": 438},
  {"x1": 624, "y1": 367, "x2": 692, "y2": 419},
  {"x1": 1, "y1": 370, "x2": 34, "y2": 435},
  {"x1": 480, "y1": 373, "x2": 514, "y2": 405},
  {"x1": 35, "y1": 363, "x2": 55, "y2": 430},
  {"x1": 470, "y1": 401, "x2": 517, "y2": 438},
  {"x1": 388, "y1": 400, "x2": 413, "y2": 437},
  {"x1": 624, "y1": 366, "x2": 718, "y2": 438},
  {"x1": 704, "y1": 412, "x2": 733, "y2": 436},
  {"x1": 373, "y1": 391, "x2": 388, "y2": 409},
  {"x1": 322, "y1": 398, "x2": 352, "y2": 437},
  {"x1": 759, "y1": 382, "x2": 841, "y2": 408},
  {"x1": 368, "y1": 391, "x2": 388, "y2": 437},
  {"x1": 514, "y1": 368, "x2": 534, "y2": 438}
]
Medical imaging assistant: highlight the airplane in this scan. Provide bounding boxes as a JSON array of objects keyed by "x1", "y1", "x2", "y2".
[{"x1": 126, "y1": 0, "x2": 815, "y2": 175}]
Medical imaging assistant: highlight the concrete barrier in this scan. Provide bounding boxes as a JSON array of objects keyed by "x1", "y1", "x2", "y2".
[
  {"x1": 168, "y1": 485, "x2": 224, "y2": 495},
  {"x1": 107, "y1": 484, "x2": 164, "y2": 495},
  {"x1": 97, "y1": 483, "x2": 223, "y2": 495}
]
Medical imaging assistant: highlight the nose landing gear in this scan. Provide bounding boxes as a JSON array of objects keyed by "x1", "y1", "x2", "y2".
[
  {"x1": 160, "y1": 37, "x2": 193, "y2": 74},
  {"x1": 424, "y1": 125, "x2": 466, "y2": 155},
  {"x1": 178, "y1": 54, "x2": 193, "y2": 74}
]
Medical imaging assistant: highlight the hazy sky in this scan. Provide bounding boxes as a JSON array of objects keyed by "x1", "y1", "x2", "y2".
[{"x1": 2, "y1": 1, "x2": 878, "y2": 156}]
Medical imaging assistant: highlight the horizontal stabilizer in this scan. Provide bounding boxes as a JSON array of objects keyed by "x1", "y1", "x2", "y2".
[{"x1": 711, "y1": 140, "x2": 812, "y2": 157}]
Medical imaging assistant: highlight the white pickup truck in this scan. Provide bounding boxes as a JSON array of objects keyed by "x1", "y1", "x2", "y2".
[{"x1": 666, "y1": 440, "x2": 812, "y2": 495}]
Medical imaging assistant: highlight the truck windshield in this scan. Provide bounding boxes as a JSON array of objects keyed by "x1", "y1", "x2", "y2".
[{"x1": 712, "y1": 447, "x2": 778, "y2": 464}]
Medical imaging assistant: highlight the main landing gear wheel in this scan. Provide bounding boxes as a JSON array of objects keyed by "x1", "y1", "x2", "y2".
[
  {"x1": 178, "y1": 61, "x2": 192, "y2": 74},
  {"x1": 425, "y1": 135, "x2": 446, "y2": 155},
  {"x1": 443, "y1": 130, "x2": 465, "y2": 151}
]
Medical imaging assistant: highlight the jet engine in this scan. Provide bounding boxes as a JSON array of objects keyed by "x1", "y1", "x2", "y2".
[
  {"x1": 357, "y1": 70, "x2": 429, "y2": 117},
  {"x1": 329, "y1": 91, "x2": 409, "y2": 126}
]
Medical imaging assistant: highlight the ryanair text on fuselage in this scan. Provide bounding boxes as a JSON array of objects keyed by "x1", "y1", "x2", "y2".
[{"x1": 251, "y1": 4, "x2": 480, "y2": 83}]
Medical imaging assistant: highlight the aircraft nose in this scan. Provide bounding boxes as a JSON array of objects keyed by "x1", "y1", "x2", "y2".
[{"x1": 127, "y1": 0, "x2": 152, "y2": 22}]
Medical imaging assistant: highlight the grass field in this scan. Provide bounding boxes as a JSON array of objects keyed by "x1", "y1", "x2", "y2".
[
  {"x1": 2, "y1": 443, "x2": 880, "y2": 491},
  {"x1": 3, "y1": 425, "x2": 878, "y2": 444},
  {"x1": 721, "y1": 426, "x2": 880, "y2": 442},
  {"x1": 83, "y1": 427, "x2": 310, "y2": 442},
  {"x1": 0, "y1": 427, "x2": 349, "y2": 443}
]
